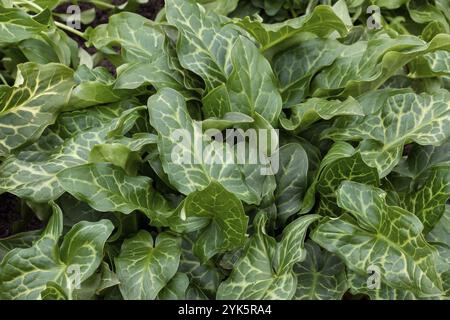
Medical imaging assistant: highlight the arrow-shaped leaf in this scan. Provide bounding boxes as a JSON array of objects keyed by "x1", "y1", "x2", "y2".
[{"x1": 312, "y1": 181, "x2": 443, "y2": 298}]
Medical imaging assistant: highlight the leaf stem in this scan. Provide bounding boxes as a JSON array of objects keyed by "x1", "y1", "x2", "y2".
[
  {"x1": 0, "y1": 72, "x2": 8, "y2": 85},
  {"x1": 54, "y1": 21, "x2": 87, "y2": 39},
  {"x1": 290, "y1": 8, "x2": 298, "y2": 18},
  {"x1": 17, "y1": 0, "x2": 88, "y2": 40},
  {"x1": 17, "y1": 0, "x2": 44, "y2": 12},
  {"x1": 90, "y1": 0, "x2": 116, "y2": 10}
]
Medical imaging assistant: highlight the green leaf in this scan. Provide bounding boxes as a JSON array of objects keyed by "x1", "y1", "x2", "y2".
[
  {"x1": 409, "y1": 51, "x2": 450, "y2": 78},
  {"x1": 91, "y1": 13, "x2": 202, "y2": 100},
  {"x1": 0, "y1": 230, "x2": 40, "y2": 261},
  {"x1": 195, "y1": 0, "x2": 239, "y2": 15},
  {"x1": 60, "y1": 219, "x2": 115, "y2": 283},
  {"x1": 179, "y1": 232, "x2": 222, "y2": 299},
  {"x1": 402, "y1": 164, "x2": 450, "y2": 233},
  {"x1": 0, "y1": 104, "x2": 139, "y2": 202},
  {"x1": 407, "y1": 0, "x2": 449, "y2": 30},
  {"x1": 0, "y1": 7, "x2": 48, "y2": 44},
  {"x1": 173, "y1": 181, "x2": 248, "y2": 263},
  {"x1": 301, "y1": 142, "x2": 379, "y2": 215},
  {"x1": 44, "y1": 201, "x2": 64, "y2": 239},
  {"x1": 347, "y1": 271, "x2": 417, "y2": 300},
  {"x1": 70, "y1": 66, "x2": 135, "y2": 109},
  {"x1": 103, "y1": 133, "x2": 158, "y2": 153},
  {"x1": 157, "y1": 273, "x2": 189, "y2": 300},
  {"x1": 293, "y1": 241, "x2": 348, "y2": 300},
  {"x1": 115, "y1": 57, "x2": 201, "y2": 101},
  {"x1": 428, "y1": 205, "x2": 450, "y2": 248},
  {"x1": 325, "y1": 90, "x2": 450, "y2": 177},
  {"x1": 1, "y1": 0, "x2": 449, "y2": 302},
  {"x1": 89, "y1": 143, "x2": 141, "y2": 176},
  {"x1": 204, "y1": 59, "x2": 283, "y2": 124},
  {"x1": 225, "y1": 36, "x2": 282, "y2": 125},
  {"x1": 427, "y1": 205, "x2": 450, "y2": 275},
  {"x1": 442, "y1": 271, "x2": 450, "y2": 298},
  {"x1": 217, "y1": 213, "x2": 320, "y2": 299},
  {"x1": 273, "y1": 38, "x2": 344, "y2": 107},
  {"x1": 87, "y1": 12, "x2": 165, "y2": 63},
  {"x1": 0, "y1": 236, "x2": 62, "y2": 300},
  {"x1": 232, "y1": 5, "x2": 348, "y2": 53},
  {"x1": 393, "y1": 141, "x2": 450, "y2": 179},
  {"x1": 201, "y1": 112, "x2": 254, "y2": 131},
  {"x1": 97, "y1": 262, "x2": 120, "y2": 294},
  {"x1": 0, "y1": 204, "x2": 113, "y2": 300},
  {"x1": 280, "y1": 97, "x2": 363, "y2": 132},
  {"x1": 312, "y1": 33, "x2": 450, "y2": 97},
  {"x1": 0, "y1": 63, "x2": 75, "y2": 156},
  {"x1": 115, "y1": 231, "x2": 182, "y2": 300},
  {"x1": 274, "y1": 143, "x2": 309, "y2": 224},
  {"x1": 312, "y1": 181, "x2": 443, "y2": 298},
  {"x1": 41, "y1": 282, "x2": 69, "y2": 300},
  {"x1": 58, "y1": 163, "x2": 173, "y2": 223},
  {"x1": 148, "y1": 87, "x2": 263, "y2": 204},
  {"x1": 18, "y1": 28, "x2": 79, "y2": 66},
  {"x1": 21, "y1": 1, "x2": 60, "y2": 10},
  {"x1": 202, "y1": 84, "x2": 232, "y2": 118},
  {"x1": 166, "y1": 0, "x2": 239, "y2": 89}
]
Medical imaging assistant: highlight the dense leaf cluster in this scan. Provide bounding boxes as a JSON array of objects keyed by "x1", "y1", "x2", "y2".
[{"x1": 0, "y1": 0, "x2": 449, "y2": 300}]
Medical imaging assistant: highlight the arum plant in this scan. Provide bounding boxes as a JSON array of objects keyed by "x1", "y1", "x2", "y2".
[{"x1": 0, "y1": 0, "x2": 449, "y2": 300}]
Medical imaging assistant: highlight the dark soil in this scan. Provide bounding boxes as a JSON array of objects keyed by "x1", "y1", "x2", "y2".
[
  {"x1": 403, "y1": 144, "x2": 413, "y2": 156},
  {"x1": 0, "y1": 194, "x2": 20, "y2": 238},
  {"x1": 0, "y1": 194, "x2": 43, "y2": 238},
  {"x1": 138, "y1": 0, "x2": 165, "y2": 20}
]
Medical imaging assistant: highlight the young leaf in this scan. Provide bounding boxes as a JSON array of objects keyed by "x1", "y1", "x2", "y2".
[
  {"x1": 87, "y1": 12, "x2": 165, "y2": 63},
  {"x1": 274, "y1": 143, "x2": 309, "y2": 224},
  {"x1": 148, "y1": 87, "x2": 262, "y2": 204},
  {"x1": 176, "y1": 181, "x2": 248, "y2": 263},
  {"x1": 325, "y1": 90, "x2": 450, "y2": 177},
  {"x1": 273, "y1": 38, "x2": 344, "y2": 107},
  {"x1": 232, "y1": 5, "x2": 348, "y2": 53},
  {"x1": 41, "y1": 282, "x2": 69, "y2": 300},
  {"x1": 217, "y1": 213, "x2": 320, "y2": 299},
  {"x1": 312, "y1": 181, "x2": 443, "y2": 298},
  {"x1": 0, "y1": 63, "x2": 74, "y2": 156},
  {"x1": 312, "y1": 33, "x2": 450, "y2": 97},
  {"x1": 280, "y1": 97, "x2": 363, "y2": 132},
  {"x1": 58, "y1": 163, "x2": 173, "y2": 225},
  {"x1": 0, "y1": 204, "x2": 113, "y2": 300},
  {"x1": 293, "y1": 242, "x2": 348, "y2": 300},
  {"x1": 225, "y1": 36, "x2": 282, "y2": 125},
  {"x1": 0, "y1": 7, "x2": 49, "y2": 44},
  {"x1": 0, "y1": 105, "x2": 140, "y2": 202},
  {"x1": 157, "y1": 273, "x2": 190, "y2": 300},
  {"x1": 402, "y1": 164, "x2": 450, "y2": 233},
  {"x1": 347, "y1": 271, "x2": 417, "y2": 300},
  {"x1": 166, "y1": 0, "x2": 238, "y2": 89},
  {"x1": 179, "y1": 232, "x2": 223, "y2": 299},
  {"x1": 115, "y1": 231, "x2": 182, "y2": 300},
  {"x1": 301, "y1": 142, "x2": 379, "y2": 215}
]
